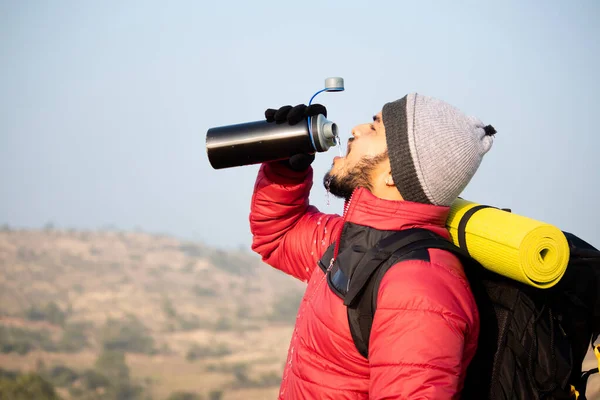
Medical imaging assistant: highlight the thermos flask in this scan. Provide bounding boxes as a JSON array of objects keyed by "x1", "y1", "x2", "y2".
[
  {"x1": 206, "y1": 77, "x2": 344, "y2": 170},
  {"x1": 206, "y1": 114, "x2": 339, "y2": 169}
]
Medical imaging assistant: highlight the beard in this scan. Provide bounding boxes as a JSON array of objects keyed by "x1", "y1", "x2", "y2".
[{"x1": 323, "y1": 151, "x2": 389, "y2": 201}]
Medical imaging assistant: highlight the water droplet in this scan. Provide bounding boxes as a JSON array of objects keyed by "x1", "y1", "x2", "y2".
[
  {"x1": 337, "y1": 136, "x2": 344, "y2": 157},
  {"x1": 324, "y1": 176, "x2": 332, "y2": 206}
]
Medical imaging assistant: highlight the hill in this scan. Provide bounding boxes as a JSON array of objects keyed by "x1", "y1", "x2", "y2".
[
  {"x1": 0, "y1": 228, "x2": 597, "y2": 399},
  {"x1": 0, "y1": 228, "x2": 305, "y2": 399}
]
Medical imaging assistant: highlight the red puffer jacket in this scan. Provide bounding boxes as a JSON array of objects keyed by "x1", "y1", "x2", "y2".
[{"x1": 250, "y1": 163, "x2": 479, "y2": 399}]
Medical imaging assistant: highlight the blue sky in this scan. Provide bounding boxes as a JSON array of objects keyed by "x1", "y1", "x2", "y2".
[{"x1": 1, "y1": 0, "x2": 599, "y2": 249}]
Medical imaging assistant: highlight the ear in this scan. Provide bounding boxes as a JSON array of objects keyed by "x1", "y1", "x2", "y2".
[{"x1": 385, "y1": 172, "x2": 395, "y2": 187}]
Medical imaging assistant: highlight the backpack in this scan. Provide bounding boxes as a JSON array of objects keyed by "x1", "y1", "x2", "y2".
[{"x1": 325, "y1": 227, "x2": 600, "y2": 399}]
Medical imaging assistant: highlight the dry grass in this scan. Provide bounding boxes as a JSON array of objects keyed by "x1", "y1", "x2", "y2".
[
  {"x1": 0, "y1": 349, "x2": 285, "y2": 400},
  {"x1": 1, "y1": 228, "x2": 598, "y2": 399},
  {"x1": 0, "y1": 229, "x2": 301, "y2": 399}
]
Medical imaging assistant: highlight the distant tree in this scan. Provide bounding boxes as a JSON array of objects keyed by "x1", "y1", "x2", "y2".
[
  {"x1": 176, "y1": 315, "x2": 203, "y2": 332},
  {"x1": 80, "y1": 369, "x2": 110, "y2": 390},
  {"x1": 44, "y1": 302, "x2": 66, "y2": 326},
  {"x1": 106, "y1": 380, "x2": 144, "y2": 400},
  {"x1": 208, "y1": 390, "x2": 223, "y2": 400},
  {"x1": 182, "y1": 262, "x2": 196, "y2": 273},
  {"x1": 162, "y1": 297, "x2": 178, "y2": 319},
  {"x1": 25, "y1": 302, "x2": 66, "y2": 326},
  {"x1": 25, "y1": 306, "x2": 46, "y2": 321},
  {"x1": 35, "y1": 358, "x2": 46, "y2": 373},
  {"x1": 185, "y1": 343, "x2": 232, "y2": 362},
  {"x1": 0, "y1": 368, "x2": 19, "y2": 380},
  {"x1": 257, "y1": 371, "x2": 281, "y2": 388},
  {"x1": 236, "y1": 304, "x2": 251, "y2": 319},
  {"x1": 81, "y1": 364, "x2": 143, "y2": 399},
  {"x1": 0, "y1": 326, "x2": 56, "y2": 354},
  {"x1": 192, "y1": 285, "x2": 217, "y2": 297},
  {"x1": 100, "y1": 315, "x2": 155, "y2": 354},
  {"x1": 213, "y1": 316, "x2": 233, "y2": 332},
  {"x1": 179, "y1": 243, "x2": 205, "y2": 258},
  {"x1": 47, "y1": 365, "x2": 78, "y2": 387},
  {"x1": 167, "y1": 391, "x2": 203, "y2": 400},
  {"x1": 208, "y1": 250, "x2": 246, "y2": 275},
  {"x1": 232, "y1": 363, "x2": 250, "y2": 386},
  {"x1": 72, "y1": 283, "x2": 84, "y2": 293},
  {"x1": 0, "y1": 373, "x2": 60, "y2": 400},
  {"x1": 57, "y1": 323, "x2": 89, "y2": 352},
  {"x1": 94, "y1": 349, "x2": 130, "y2": 382}
]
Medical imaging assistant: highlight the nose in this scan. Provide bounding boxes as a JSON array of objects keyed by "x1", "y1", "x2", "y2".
[{"x1": 351, "y1": 123, "x2": 371, "y2": 138}]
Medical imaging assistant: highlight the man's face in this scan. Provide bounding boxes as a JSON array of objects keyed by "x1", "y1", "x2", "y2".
[{"x1": 324, "y1": 112, "x2": 389, "y2": 200}]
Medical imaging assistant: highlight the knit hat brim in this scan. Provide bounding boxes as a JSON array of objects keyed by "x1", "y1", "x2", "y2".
[{"x1": 382, "y1": 95, "x2": 431, "y2": 204}]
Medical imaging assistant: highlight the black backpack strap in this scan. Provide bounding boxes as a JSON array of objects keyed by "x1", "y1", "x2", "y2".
[
  {"x1": 343, "y1": 228, "x2": 445, "y2": 306},
  {"x1": 456, "y1": 204, "x2": 495, "y2": 255},
  {"x1": 346, "y1": 228, "x2": 473, "y2": 359}
]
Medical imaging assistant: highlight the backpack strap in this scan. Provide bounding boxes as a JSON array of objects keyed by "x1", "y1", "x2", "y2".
[
  {"x1": 345, "y1": 228, "x2": 474, "y2": 359},
  {"x1": 456, "y1": 204, "x2": 495, "y2": 255},
  {"x1": 343, "y1": 228, "x2": 447, "y2": 307}
]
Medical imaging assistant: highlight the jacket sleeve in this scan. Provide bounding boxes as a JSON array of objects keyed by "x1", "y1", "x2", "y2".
[
  {"x1": 250, "y1": 162, "x2": 343, "y2": 282},
  {"x1": 368, "y1": 259, "x2": 477, "y2": 400}
]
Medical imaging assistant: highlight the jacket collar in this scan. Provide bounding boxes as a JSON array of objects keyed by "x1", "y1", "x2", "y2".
[{"x1": 343, "y1": 187, "x2": 451, "y2": 239}]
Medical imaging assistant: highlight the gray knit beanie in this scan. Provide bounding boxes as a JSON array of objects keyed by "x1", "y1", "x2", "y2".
[{"x1": 382, "y1": 93, "x2": 495, "y2": 206}]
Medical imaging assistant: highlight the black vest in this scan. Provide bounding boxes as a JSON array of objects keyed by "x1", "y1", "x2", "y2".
[{"x1": 318, "y1": 222, "x2": 431, "y2": 312}]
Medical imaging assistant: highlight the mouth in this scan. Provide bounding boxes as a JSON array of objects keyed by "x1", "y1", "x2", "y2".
[{"x1": 331, "y1": 155, "x2": 345, "y2": 168}]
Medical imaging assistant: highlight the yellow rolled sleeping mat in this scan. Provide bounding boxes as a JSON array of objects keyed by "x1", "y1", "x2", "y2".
[{"x1": 447, "y1": 198, "x2": 570, "y2": 289}]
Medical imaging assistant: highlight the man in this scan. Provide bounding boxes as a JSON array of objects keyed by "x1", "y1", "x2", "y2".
[{"x1": 250, "y1": 93, "x2": 495, "y2": 399}]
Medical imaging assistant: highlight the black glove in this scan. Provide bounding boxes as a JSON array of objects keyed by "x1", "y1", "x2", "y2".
[
  {"x1": 264, "y1": 104, "x2": 327, "y2": 172},
  {"x1": 265, "y1": 103, "x2": 327, "y2": 124}
]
